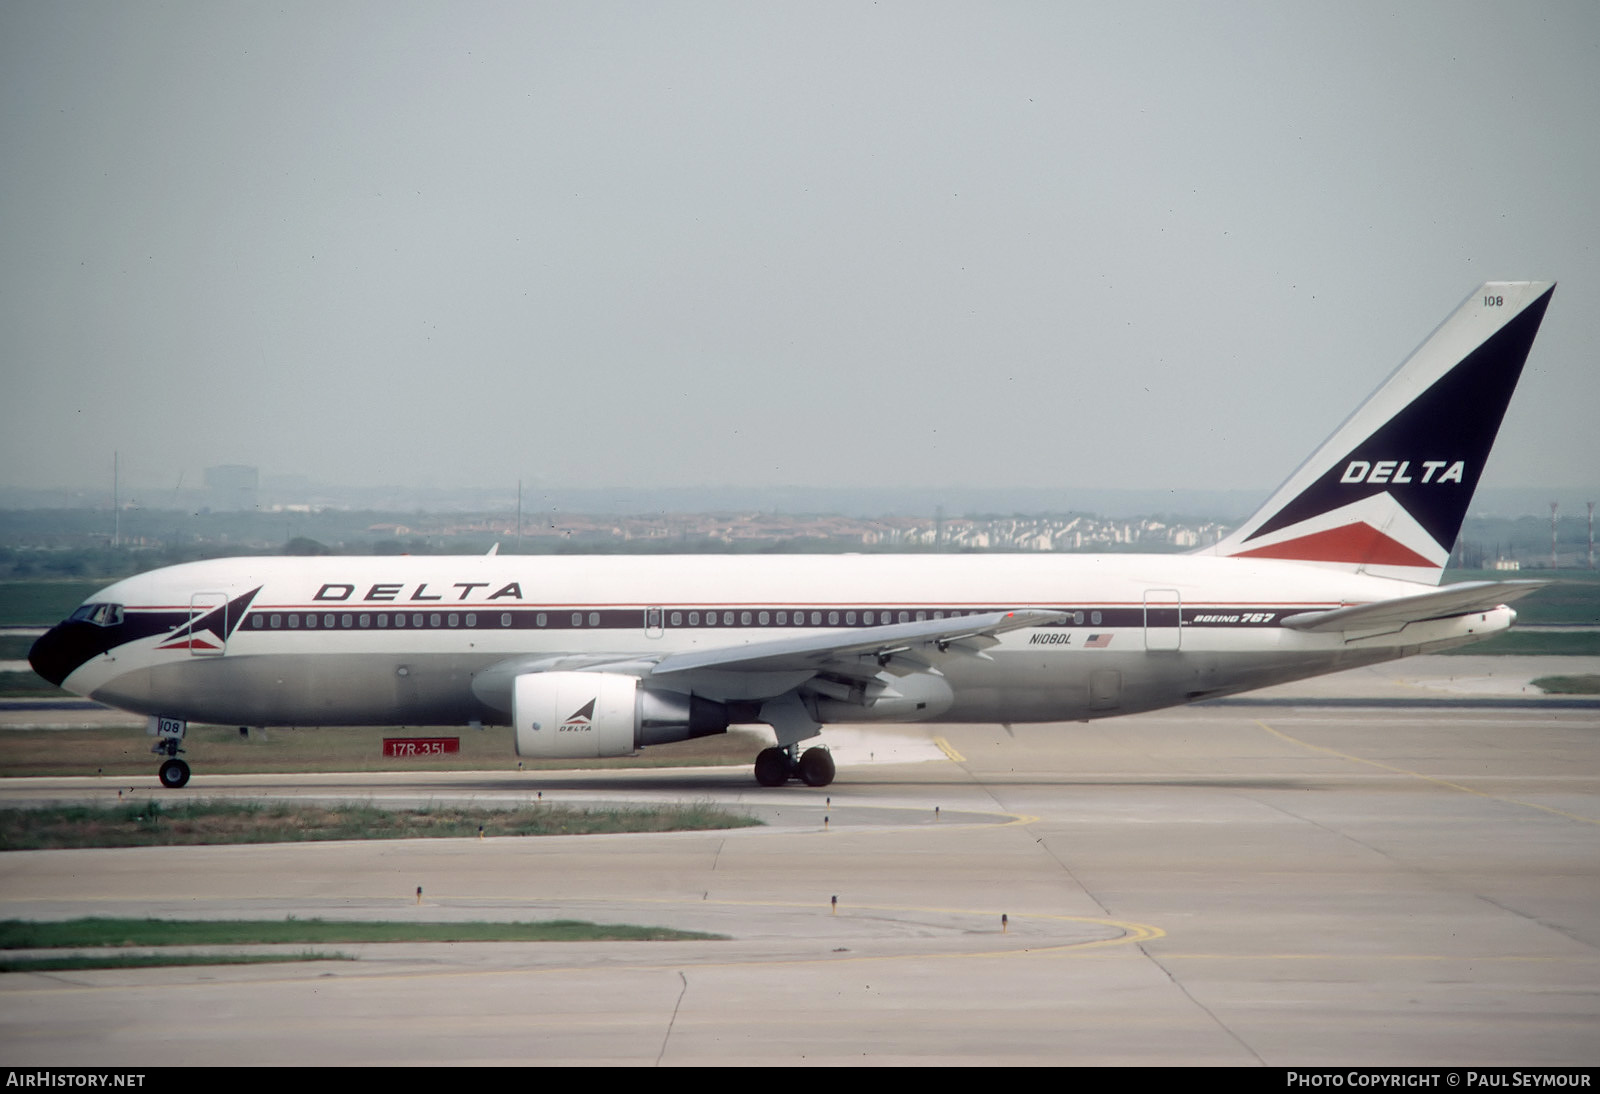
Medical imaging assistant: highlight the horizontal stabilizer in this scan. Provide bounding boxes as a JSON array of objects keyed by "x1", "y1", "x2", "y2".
[{"x1": 1278, "y1": 580, "x2": 1548, "y2": 633}]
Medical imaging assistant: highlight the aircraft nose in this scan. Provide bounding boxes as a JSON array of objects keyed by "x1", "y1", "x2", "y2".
[{"x1": 28, "y1": 624, "x2": 92, "y2": 687}]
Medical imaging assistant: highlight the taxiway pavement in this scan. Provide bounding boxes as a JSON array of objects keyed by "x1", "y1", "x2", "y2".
[{"x1": 1, "y1": 658, "x2": 1596, "y2": 1066}]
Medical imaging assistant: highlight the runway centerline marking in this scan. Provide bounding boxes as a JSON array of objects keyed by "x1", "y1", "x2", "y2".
[{"x1": 1255, "y1": 719, "x2": 1600, "y2": 826}]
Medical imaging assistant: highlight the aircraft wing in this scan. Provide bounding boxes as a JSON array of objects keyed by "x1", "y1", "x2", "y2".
[
  {"x1": 1277, "y1": 580, "x2": 1548, "y2": 634},
  {"x1": 647, "y1": 608, "x2": 1067, "y2": 678}
]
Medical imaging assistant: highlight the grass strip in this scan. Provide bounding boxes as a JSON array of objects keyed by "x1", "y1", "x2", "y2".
[
  {"x1": 1437, "y1": 631, "x2": 1600, "y2": 655},
  {"x1": 2, "y1": 918, "x2": 724, "y2": 948},
  {"x1": 1, "y1": 951, "x2": 352, "y2": 973},
  {"x1": 0, "y1": 800, "x2": 760, "y2": 850},
  {"x1": 0, "y1": 635, "x2": 40, "y2": 659},
  {"x1": 0, "y1": 724, "x2": 770, "y2": 777},
  {"x1": 1532, "y1": 674, "x2": 1600, "y2": 695},
  {"x1": 0, "y1": 670, "x2": 64, "y2": 697}
]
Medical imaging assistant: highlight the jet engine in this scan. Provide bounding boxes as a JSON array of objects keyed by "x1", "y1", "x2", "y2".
[{"x1": 512, "y1": 671, "x2": 729, "y2": 759}]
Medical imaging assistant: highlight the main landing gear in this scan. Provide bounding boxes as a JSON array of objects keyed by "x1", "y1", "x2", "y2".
[{"x1": 754, "y1": 745, "x2": 835, "y2": 788}]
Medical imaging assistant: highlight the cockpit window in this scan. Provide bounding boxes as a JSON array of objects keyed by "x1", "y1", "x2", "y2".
[{"x1": 69, "y1": 603, "x2": 123, "y2": 626}]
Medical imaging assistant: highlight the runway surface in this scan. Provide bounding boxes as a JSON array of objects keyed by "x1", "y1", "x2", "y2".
[{"x1": 1, "y1": 658, "x2": 1597, "y2": 1065}]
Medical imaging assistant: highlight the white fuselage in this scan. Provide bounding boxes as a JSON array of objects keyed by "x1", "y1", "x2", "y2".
[{"x1": 51, "y1": 552, "x2": 1512, "y2": 729}]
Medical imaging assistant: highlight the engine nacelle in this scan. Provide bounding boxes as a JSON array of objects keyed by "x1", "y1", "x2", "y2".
[{"x1": 512, "y1": 672, "x2": 729, "y2": 759}]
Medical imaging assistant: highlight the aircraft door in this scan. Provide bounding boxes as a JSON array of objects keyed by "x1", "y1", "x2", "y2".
[
  {"x1": 1143, "y1": 589, "x2": 1181, "y2": 651},
  {"x1": 645, "y1": 606, "x2": 664, "y2": 639},
  {"x1": 186, "y1": 592, "x2": 229, "y2": 657}
]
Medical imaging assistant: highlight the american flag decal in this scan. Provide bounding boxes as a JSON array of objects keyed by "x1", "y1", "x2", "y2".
[{"x1": 1085, "y1": 634, "x2": 1113, "y2": 648}]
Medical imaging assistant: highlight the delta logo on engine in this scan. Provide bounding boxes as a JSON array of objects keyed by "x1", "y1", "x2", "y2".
[{"x1": 559, "y1": 699, "x2": 596, "y2": 733}]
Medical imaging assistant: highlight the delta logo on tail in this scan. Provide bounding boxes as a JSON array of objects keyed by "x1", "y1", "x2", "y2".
[
  {"x1": 155, "y1": 587, "x2": 261, "y2": 651},
  {"x1": 1209, "y1": 283, "x2": 1555, "y2": 581}
]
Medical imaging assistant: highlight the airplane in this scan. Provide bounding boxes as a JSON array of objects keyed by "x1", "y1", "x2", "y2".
[{"x1": 30, "y1": 281, "x2": 1556, "y2": 790}]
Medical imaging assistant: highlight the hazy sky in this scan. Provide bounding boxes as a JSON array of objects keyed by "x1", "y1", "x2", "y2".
[{"x1": 3, "y1": 2, "x2": 1596, "y2": 498}]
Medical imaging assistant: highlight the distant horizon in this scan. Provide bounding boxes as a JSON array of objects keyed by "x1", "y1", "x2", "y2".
[{"x1": 2, "y1": 480, "x2": 1595, "y2": 524}]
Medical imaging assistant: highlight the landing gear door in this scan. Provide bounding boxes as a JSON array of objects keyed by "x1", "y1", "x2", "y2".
[
  {"x1": 1143, "y1": 589, "x2": 1182, "y2": 651},
  {"x1": 186, "y1": 592, "x2": 228, "y2": 657}
]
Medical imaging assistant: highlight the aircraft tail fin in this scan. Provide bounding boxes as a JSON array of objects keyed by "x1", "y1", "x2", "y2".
[{"x1": 1206, "y1": 281, "x2": 1555, "y2": 582}]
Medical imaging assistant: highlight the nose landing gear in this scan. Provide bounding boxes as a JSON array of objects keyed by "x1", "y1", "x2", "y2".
[{"x1": 150, "y1": 716, "x2": 190, "y2": 788}]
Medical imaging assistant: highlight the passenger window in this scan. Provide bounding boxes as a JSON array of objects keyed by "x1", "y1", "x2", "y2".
[
  {"x1": 828, "y1": 611, "x2": 839, "y2": 625},
  {"x1": 447, "y1": 614, "x2": 459, "y2": 627},
  {"x1": 500, "y1": 613, "x2": 511, "y2": 627},
  {"x1": 1091, "y1": 611, "x2": 1102, "y2": 625},
  {"x1": 810, "y1": 611, "x2": 822, "y2": 625},
  {"x1": 777, "y1": 611, "x2": 787, "y2": 625},
  {"x1": 741, "y1": 611, "x2": 752, "y2": 625},
  {"x1": 430, "y1": 614, "x2": 441, "y2": 627},
  {"x1": 288, "y1": 615, "x2": 299, "y2": 629},
  {"x1": 572, "y1": 612, "x2": 582, "y2": 627},
  {"x1": 898, "y1": 611, "x2": 909, "y2": 623},
  {"x1": 341, "y1": 614, "x2": 353, "y2": 628},
  {"x1": 536, "y1": 613, "x2": 546, "y2": 627},
  {"x1": 758, "y1": 611, "x2": 769, "y2": 625},
  {"x1": 359, "y1": 614, "x2": 370, "y2": 628},
  {"x1": 845, "y1": 611, "x2": 856, "y2": 625},
  {"x1": 270, "y1": 614, "x2": 281, "y2": 629},
  {"x1": 1074, "y1": 611, "x2": 1085, "y2": 625},
  {"x1": 722, "y1": 611, "x2": 732, "y2": 626},
  {"x1": 689, "y1": 611, "x2": 700, "y2": 625},
  {"x1": 306, "y1": 615, "x2": 318, "y2": 629},
  {"x1": 589, "y1": 612, "x2": 599, "y2": 627},
  {"x1": 670, "y1": 612, "x2": 682, "y2": 626}
]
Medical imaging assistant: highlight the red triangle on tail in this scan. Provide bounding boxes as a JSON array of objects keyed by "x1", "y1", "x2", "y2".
[{"x1": 1229, "y1": 522, "x2": 1436, "y2": 568}]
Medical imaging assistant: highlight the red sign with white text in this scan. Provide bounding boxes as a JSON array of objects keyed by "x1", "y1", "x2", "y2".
[{"x1": 383, "y1": 737, "x2": 460, "y2": 758}]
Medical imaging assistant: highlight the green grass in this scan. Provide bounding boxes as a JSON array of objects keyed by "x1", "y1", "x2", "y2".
[
  {"x1": 1438, "y1": 631, "x2": 1600, "y2": 655},
  {"x1": 0, "y1": 723, "x2": 770, "y2": 778},
  {"x1": 0, "y1": 669, "x2": 63, "y2": 697},
  {"x1": 1, "y1": 951, "x2": 351, "y2": 973},
  {"x1": 2, "y1": 917, "x2": 724, "y2": 948},
  {"x1": 0, "y1": 581, "x2": 104, "y2": 626},
  {"x1": 1532, "y1": 674, "x2": 1600, "y2": 695},
  {"x1": 0, "y1": 635, "x2": 37, "y2": 659},
  {"x1": 0, "y1": 799, "x2": 760, "y2": 850},
  {"x1": 1446, "y1": 570, "x2": 1600, "y2": 625}
]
